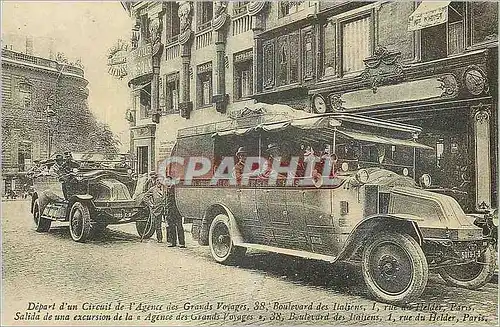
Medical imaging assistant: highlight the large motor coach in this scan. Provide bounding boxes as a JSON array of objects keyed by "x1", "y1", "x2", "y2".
[{"x1": 167, "y1": 105, "x2": 496, "y2": 304}]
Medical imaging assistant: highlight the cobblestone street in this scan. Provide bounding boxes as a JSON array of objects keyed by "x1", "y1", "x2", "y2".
[{"x1": 2, "y1": 200, "x2": 498, "y2": 326}]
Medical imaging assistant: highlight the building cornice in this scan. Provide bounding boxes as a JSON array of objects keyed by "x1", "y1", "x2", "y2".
[{"x1": 2, "y1": 57, "x2": 88, "y2": 83}]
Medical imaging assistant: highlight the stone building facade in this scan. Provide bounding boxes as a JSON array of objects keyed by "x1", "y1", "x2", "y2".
[
  {"x1": 122, "y1": 1, "x2": 497, "y2": 214},
  {"x1": 2, "y1": 47, "x2": 92, "y2": 194}
]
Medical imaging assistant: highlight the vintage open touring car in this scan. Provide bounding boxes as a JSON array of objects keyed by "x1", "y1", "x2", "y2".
[
  {"x1": 167, "y1": 104, "x2": 496, "y2": 304},
  {"x1": 30, "y1": 153, "x2": 155, "y2": 242}
]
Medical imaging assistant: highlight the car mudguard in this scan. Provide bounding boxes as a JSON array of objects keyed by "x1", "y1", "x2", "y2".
[{"x1": 337, "y1": 214, "x2": 423, "y2": 262}]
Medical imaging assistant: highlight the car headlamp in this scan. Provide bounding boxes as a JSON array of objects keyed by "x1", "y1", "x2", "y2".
[
  {"x1": 341, "y1": 162, "x2": 349, "y2": 172},
  {"x1": 491, "y1": 209, "x2": 498, "y2": 227},
  {"x1": 355, "y1": 169, "x2": 369, "y2": 184},
  {"x1": 419, "y1": 174, "x2": 432, "y2": 188},
  {"x1": 402, "y1": 167, "x2": 409, "y2": 176},
  {"x1": 127, "y1": 168, "x2": 133, "y2": 175}
]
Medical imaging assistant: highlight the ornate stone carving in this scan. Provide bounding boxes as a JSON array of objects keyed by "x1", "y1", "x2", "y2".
[
  {"x1": 328, "y1": 93, "x2": 345, "y2": 112},
  {"x1": 178, "y1": 1, "x2": 193, "y2": 45},
  {"x1": 475, "y1": 110, "x2": 490, "y2": 124},
  {"x1": 361, "y1": 47, "x2": 405, "y2": 93},
  {"x1": 248, "y1": 1, "x2": 266, "y2": 16},
  {"x1": 437, "y1": 74, "x2": 459, "y2": 99},
  {"x1": 149, "y1": 17, "x2": 163, "y2": 57},
  {"x1": 212, "y1": 1, "x2": 229, "y2": 31},
  {"x1": 463, "y1": 66, "x2": 488, "y2": 96}
]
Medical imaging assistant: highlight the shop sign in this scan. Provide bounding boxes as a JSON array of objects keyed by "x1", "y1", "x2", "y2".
[
  {"x1": 129, "y1": 44, "x2": 152, "y2": 81},
  {"x1": 339, "y1": 76, "x2": 455, "y2": 110},
  {"x1": 107, "y1": 39, "x2": 129, "y2": 79}
]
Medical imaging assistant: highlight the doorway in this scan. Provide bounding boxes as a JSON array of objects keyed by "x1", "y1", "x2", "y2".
[{"x1": 137, "y1": 146, "x2": 149, "y2": 175}]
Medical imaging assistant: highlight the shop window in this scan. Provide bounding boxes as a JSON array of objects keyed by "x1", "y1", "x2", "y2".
[
  {"x1": 197, "y1": 2, "x2": 213, "y2": 32},
  {"x1": 18, "y1": 141, "x2": 32, "y2": 172},
  {"x1": 302, "y1": 29, "x2": 315, "y2": 81},
  {"x1": 469, "y1": 2, "x2": 498, "y2": 46},
  {"x1": 165, "y1": 1, "x2": 180, "y2": 43},
  {"x1": 139, "y1": 83, "x2": 151, "y2": 119},
  {"x1": 165, "y1": 73, "x2": 180, "y2": 114},
  {"x1": 341, "y1": 14, "x2": 372, "y2": 74},
  {"x1": 278, "y1": 1, "x2": 305, "y2": 18},
  {"x1": 276, "y1": 32, "x2": 300, "y2": 87},
  {"x1": 233, "y1": 1, "x2": 249, "y2": 16},
  {"x1": 420, "y1": 2, "x2": 465, "y2": 61},
  {"x1": 197, "y1": 62, "x2": 213, "y2": 108},
  {"x1": 322, "y1": 21, "x2": 336, "y2": 78},
  {"x1": 234, "y1": 50, "x2": 253, "y2": 100}
]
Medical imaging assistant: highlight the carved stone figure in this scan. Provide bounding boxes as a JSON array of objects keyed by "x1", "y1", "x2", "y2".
[{"x1": 178, "y1": 1, "x2": 192, "y2": 33}]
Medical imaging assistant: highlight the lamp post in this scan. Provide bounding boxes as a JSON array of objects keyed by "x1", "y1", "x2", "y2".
[{"x1": 46, "y1": 95, "x2": 55, "y2": 159}]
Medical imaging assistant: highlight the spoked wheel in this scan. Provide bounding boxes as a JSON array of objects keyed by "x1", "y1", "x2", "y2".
[
  {"x1": 439, "y1": 244, "x2": 496, "y2": 289},
  {"x1": 136, "y1": 210, "x2": 155, "y2": 239},
  {"x1": 33, "y1": 199, "x2": 51, "y2": 232},
  {"x1": 69, "y1": 202, "x2": 91, "y2": 242},
  {"x1": 362, "y1": 232, "x2": 428, "y2": 304},
  {"x1": 209, "y1": 214, "x2": 246, "y2": 264}
]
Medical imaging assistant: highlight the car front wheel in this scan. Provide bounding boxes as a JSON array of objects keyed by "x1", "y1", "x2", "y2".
[
  {"x1": 439, "y1": 244, "x2": 496, "y2": 289},
  {"x1": 209, "y1": 214, "x2": 246, "y2": 264},
  {"x1": 33, "y1": 199, "x2": 51, "y2": 232},
  {"x1": 69, "y1": 202, "x2": 92, "y2": 242},
  {"x1": 362, "y1": 232, "x2": 428, "y2": 304}
]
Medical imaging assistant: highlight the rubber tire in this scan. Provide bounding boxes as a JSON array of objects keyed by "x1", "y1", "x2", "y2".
[
  {"x1": 136, "y1": 214, "x2": 155, "y2": 239},
  {"x1": 439, "y1": 244, "x2": 496, "y2": 289},
  {"x1": 362, "y1": 232, "x2": 428, "y2": 305},
  {"x1": 69, "y1": 202, "x2": 92, "y2": 242},
  {"x1": 209, "y1": 214, "x2": 246, "y2": 264},
  {"x1": 33, "y1": 199, "x2": 51, "y2": 232}
]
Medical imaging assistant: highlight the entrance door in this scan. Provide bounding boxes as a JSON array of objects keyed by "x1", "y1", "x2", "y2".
[{"x1": 137, "y1": 146, "x2": 149, "y2": 175}]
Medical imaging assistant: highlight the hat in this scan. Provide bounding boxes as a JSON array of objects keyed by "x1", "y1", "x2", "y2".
[
  {"x1": 55, "y1": 154, "x2": 63, "y2": 161},
  {"x1": 267, "y1": 143, "x2": 279, "y2": 152},
  {"x1": 149, "y1": 171, "x2": 158, "y2": 177},
  {"x1": 64, "y1": 151, "x2": 71, "y2": 155},
  {"x1": 236, "y1": 146, "x2": 247, "y2": 155}
]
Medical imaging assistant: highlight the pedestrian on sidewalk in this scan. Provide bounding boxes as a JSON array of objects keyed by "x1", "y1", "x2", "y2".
[
  {"x1": 143, "y1": 177, "x2": 166, "y2": 243},
  {"x1": 165, "y1": 176, "x2": 185, "y2": 248}
]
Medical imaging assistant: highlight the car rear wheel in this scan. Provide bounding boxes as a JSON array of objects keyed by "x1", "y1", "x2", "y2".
[
  {"x1": 362, "y1": 232, "x2": 428, "y2": 304},
  {"x1": 439, "y1": 244, "x2": 496, "y2": 289},
  {"x1": 136, "y1": 211, "x2": 155, "y2": 239},
  {"x1": 69, "y1": 202, "x2": 92, "y2": 242},
  {"x1": 209, "y1": 214, "x2": 246, "y2": 264},
  {"x1": 33, "y1": 199, "x2": 51, "y2": 232}
]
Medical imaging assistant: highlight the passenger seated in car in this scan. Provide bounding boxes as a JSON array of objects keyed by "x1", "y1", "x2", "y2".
[{"x1": 232, "y1": 146, "x2": 247, "y2": 185}]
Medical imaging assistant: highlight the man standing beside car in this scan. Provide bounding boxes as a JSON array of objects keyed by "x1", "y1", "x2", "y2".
[
  {"x1": 143, "y1": 177, "x2": 165, "y2": 243},
  {"x1": 165, "y1": 176, "x2": 185, "y2": 248}
]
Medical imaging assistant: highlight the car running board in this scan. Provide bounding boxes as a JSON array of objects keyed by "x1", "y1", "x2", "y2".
[{"x1": 236, "y1": 242, "x2": 338, "y2": 263}]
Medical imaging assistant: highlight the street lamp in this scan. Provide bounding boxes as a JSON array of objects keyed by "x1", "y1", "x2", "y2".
[{"x1": 46, "y1": 95, "x2": 55, "y2": 159}]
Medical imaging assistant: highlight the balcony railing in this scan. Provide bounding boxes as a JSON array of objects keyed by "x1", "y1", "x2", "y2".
[{"x1": 1, "y1": 49, "x2": 85, "y2": 77}]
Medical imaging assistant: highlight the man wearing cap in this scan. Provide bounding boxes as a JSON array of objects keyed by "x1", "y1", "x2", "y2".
[
  {"x1": 143, "y1": 171, "x2": 158, "y2": 193},
  {"x1": 232, "y1": 146, "x2": 247, "y2": 185},
  {"x1": 62, "y1": 151, "x2": 80, "y2": 173},
  {"x1": 260, "y1": 143, "x2": 292, "y2": 180},
  {"x1": 49, "y1": 154, "x2": 65, "y2": 176}
]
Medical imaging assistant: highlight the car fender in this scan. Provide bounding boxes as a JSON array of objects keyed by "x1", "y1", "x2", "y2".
[
  {"x1": 337, "y1": 214, "x2": 423, "y2": 262},
  {"x1": 200, "y1": 203, "x2": 244, "y2": 246},
  {"x1": 71, "y1": 194, "x2": 93, "y2": 201}
]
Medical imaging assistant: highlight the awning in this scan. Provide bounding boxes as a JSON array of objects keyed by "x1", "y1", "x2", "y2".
[
  {"x1": 408, "y1": 1, "x2": 450, "y2": 31},
  {"x1": 337, "y1": 130, "x2": 434, "y2": 150}
]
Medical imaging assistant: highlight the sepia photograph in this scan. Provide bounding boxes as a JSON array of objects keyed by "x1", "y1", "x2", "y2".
[{"x1": 1, "y1": 0, "x2": 498, "y2": 326}]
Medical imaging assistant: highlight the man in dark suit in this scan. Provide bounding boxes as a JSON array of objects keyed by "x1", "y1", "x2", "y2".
[{"x1": 165, "y1": 176, "x2": 185, "y2": 248}]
